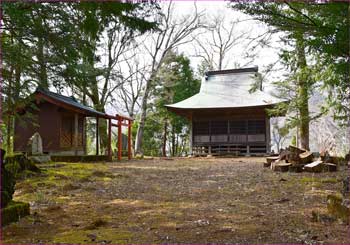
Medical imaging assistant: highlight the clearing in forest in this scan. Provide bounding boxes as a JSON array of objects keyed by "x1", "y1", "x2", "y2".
[{"x1": 2, "y1": 157, "x2": 349, "y2": 244}]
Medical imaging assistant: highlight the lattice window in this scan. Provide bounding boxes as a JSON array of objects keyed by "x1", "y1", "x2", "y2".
[
  {"x1": 229, "y1": 120, "x2": 246, "y2": 134},
  {"x1": 60, "y1": 116, "x2": 73, "y2": 148},
  {"x1": 247, "y1": 120, "x2": 265, "y2": 134},
  {"x1": 210, "y1": 121, "x2": 228, "y2": 135},
  {"x1": 193, "y1": 121, "x2": 210, "y2": 135}
]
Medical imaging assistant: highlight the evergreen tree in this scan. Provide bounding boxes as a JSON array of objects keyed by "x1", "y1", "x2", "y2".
[
  {"x1": 232, "y1": 1, "x2": 350, "y2": 149},
  {"x1": 138, "y1": 51, "x2": 200, "y2": 156},
  {"x1": 1, "y1": 2, "x2": 159, "y2": 152}
]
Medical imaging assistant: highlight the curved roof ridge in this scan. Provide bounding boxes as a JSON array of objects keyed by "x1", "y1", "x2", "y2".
[{"x1": 166, "y1": 66, "x2": 286, "y2": 110}]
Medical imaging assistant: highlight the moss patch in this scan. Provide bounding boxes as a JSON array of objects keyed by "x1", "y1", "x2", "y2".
[
  {"x1": 3, "y1": 158, "x2": 350, "y2": 244},
  {"x1": 300, "y1": 177, "x2": 338, "y2": 184},
  {"x1": 1, "y1": 201, "x2": 30, "y2": 226},
  {"x1": 52, "y1": 229, "x2": 132, "y2": 244},
  {"x1": 51, "y1": 155, "x2": 108, "y2": 163}
]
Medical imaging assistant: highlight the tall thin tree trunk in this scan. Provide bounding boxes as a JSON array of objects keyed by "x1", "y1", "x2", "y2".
[
  {"x1": 171, "y1": 127, "x2": 175, "y2": 157},
  {"x1": 175, "y1": 134, "x2": 179, "y2": 156},
  {"x1": 6, "y1": 66, "x2": 14, "y2": 154},
  {"x1": 37, "y1": 33, "x2": 48, "y2": 88},
  {"x1": 347, "y1": 4, "x2": 350, "y2": 155},
  {"x1": 296, "y1": 34, "x2": 310, "y2": 150},
  {"x1": 162, "y1": 119, "x2": 168, "y2": 157},
  {"x1": 218, "y1": 50, "x2": 223, "y2": 70},
  {"x1": 6, "y1": 117, "x2": 12, "y2": 154},
  {"x1": 135, "y1": 76, "x2": 153, "y2": 155},
  {"x1": 83, "y1": 93, "x2": 88, "y2": 154}
]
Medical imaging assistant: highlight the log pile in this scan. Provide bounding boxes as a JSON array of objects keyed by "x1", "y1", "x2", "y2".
[{"x1": 264, "y1": 145, "x2": 338, "y2": 173}]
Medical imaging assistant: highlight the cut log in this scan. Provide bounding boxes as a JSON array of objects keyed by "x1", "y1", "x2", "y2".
[
  {"x1": 263, "y1": 162, "x2": 271, "y2": 168},
  {"x1": 273, "y1": 161, "x2": 292, "y2": 172},
  {"x1": 323, "y1": 163, "x2": 337, "y2": 172},
  {"x1": 329, "y1": 156, "x2": 344, "y2": 165},
  {"x1": 288, "y1": 145, "x2": 306, "y2": 154},
  {"x1": 286, "y1": 154, "x2": 300, "y2": 164},
  {"x1": 299, "y1": 151, "x2": 314, "y2": 165},
  {"x1": 320, "y1": 150, "x2": 329, "y2": 161},
  {"x1": 279, "y1": 150, "x2": 291, "y2": 161},
  {"x1": 304, "y1": 160, "x2": 324, "y2": 173},
  {"x1": 285, "y1": 146, "x2": 306, "y2": 164},
  {"x1": 289, "y1": 164, "x2": 304, "y2": 173},
  {"x1": 266, "y1": 156, "x2": 279, "y2": 164},
  {"x1": 270, "y1": 159, "x2": 285, "y2": 171},
  {"x1": 304, "y1": 160, "x2": 337, "y2": 173}
]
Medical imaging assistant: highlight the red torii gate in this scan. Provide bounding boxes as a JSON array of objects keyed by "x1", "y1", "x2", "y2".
[{"x1": 96, "y1": 114, "x2": 133, "y2": 161}]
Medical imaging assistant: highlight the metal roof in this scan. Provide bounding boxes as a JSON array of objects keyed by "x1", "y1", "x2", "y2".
[
  {"x1": 166, "y1": 67, "x2": 285, "y2": 110},
  {"x1": 205, "y1": 66, "x2": 258, "y2": 76},
  {"x1": 36, "y1": 88, "x2": 106, "y2": 117}
]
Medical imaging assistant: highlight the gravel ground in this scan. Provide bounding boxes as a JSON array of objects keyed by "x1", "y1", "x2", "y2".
[{"x1": 2, "y1": 157, "x2": 349, "y2": 244}]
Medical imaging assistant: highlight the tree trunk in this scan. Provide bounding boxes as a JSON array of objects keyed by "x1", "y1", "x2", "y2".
[
  {"x1": 83, "y1": 93, "x2": 88, "y2": 154},
  {"x1": 135, "y1": 75, "x2": 153, "y2": 155},
  {"x1": 162, "y1": 119, "x2": 168, "y2": 157},
  {"x1": 96, "y1": 107, "x2": 107, "y2": 155},
  {"x1": 296, "y1": 34, "x2": 310, "y2": 150},
  {"x1": 89, "y1": 90, "x2": 107, "y2": 155},
  {"x1": 6, "y1": 65, "x2": 14, "y2": 154},
  {"x1": 6, "y1": 116, "x2": 12, "y2": 154},
  {"x1": 218, "y1": 51, "x2": 223, "y2": 70},
  {"x1": 171, "y1": 127, "x2": 175, "y2": 157},
  {"x1": 347, "y1": 4, "x2": 350, "y2": 152},
  {"x1": 37, "y1": 32, "x2": 48, "y2": 88},
  {"x1": 175, "y1": 134, "x2": 179, "y2": 156}
]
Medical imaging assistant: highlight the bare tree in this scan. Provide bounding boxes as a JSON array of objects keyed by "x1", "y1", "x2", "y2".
[
  {"x1": 116, "y1": 52, "x2": 146, "y2": 118},
  {"x1": 72, "y1": 19, "x2": 149, "y2": 153},
  {"x1": 194, "y1": 15, "x2": 249, "y2": 70},
  {"x1": 271, "y1": 117, "x2": 289, "y2": 153},
  {"x1": 134, "y1": 2, "x2": 204, "y2": 155}
]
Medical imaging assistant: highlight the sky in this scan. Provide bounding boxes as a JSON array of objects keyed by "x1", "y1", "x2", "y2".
[
  {"x1": 101, "y1": 1, "x2": 287, "y2": 117},
  {"x1": 161, "y1": 1, "x2": 285, "y2": 93},
  {"x1": 175, "y1": 1, "x2": 283, "y2": 79}
]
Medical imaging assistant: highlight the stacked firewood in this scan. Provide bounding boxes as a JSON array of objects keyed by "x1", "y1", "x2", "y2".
[{"x1": 264, "y1": 145, "x2": 338, "y2": 173}]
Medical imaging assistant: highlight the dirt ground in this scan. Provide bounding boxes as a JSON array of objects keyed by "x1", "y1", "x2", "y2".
[{"x1": 2, "y1": 157, "x2": 350, "y2": 244}]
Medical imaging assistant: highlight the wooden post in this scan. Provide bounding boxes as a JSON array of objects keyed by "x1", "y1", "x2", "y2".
[
  {"x1": 265, "y1": 116, "x2": 271, "y2": 154},
  {"x1": 96, "y1": 117, "x2": 99, "y2": 155},
  {"x1": 118, "y1": 116, "x2": 122, "y2": 161},
  {"x1": 208, "y1": 120, "x2": 211, "y2": 155},
  {"x1": 74, "y1": 114, "x2": 78, "y2": 156},
  {"x1": 83, "y1": 117, "x2": 87, "y2": 155},
  {"x1": 189, "y1": 115, "x2": 193, "y2": 156},
  {"x1": 245, "y1": 119, "x2": 248, "y2": 155},
  {"x1": 128, "y1": 120, "x2": 132, "y2": 160},
  {"x1": 108, "y1": 118, "x2": 112, "y2": 161}
]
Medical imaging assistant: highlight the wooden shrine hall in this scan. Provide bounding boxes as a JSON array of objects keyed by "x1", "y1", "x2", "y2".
[
  {"x1": 14, "y1": 88, "x2": 132, "y2": 161},
  {"x1": 165, "y1": 67, "x2": 285, "y2": 156}
]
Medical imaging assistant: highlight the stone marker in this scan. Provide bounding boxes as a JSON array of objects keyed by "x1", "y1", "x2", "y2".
[
  {"x1": 28, "y1": 132, "x2": 51, "y2": 163},
  {"x1": 30, "y1": 132, "x2": 43, "y2": 155}
]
